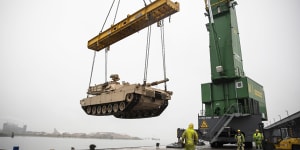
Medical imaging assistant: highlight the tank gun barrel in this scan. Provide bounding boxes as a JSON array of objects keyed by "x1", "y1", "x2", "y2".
[{"x1": 147, "y1": 78, "x2": 169, "y2": 86}]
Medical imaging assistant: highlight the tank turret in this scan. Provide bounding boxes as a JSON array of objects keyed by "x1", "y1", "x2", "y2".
[
  {"x1": 80, "y1": 74, "x2": 172, "y2": 119},
  {"x1": 87, "y1": 74, "x2": 122, "y2": 95}
]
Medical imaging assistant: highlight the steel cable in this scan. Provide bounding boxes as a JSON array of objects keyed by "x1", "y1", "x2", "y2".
[{"x1": 87, "y1": 0, "x2": 119, "y2": 97}]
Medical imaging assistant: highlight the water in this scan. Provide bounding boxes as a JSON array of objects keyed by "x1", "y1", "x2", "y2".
[{"x1": 0, "y1": 136, "x2": 166, "y2": 150}]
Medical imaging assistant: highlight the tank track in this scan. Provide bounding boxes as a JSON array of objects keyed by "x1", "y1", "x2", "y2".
[{"x1": 114, "y1": 100, "x2": 168, "y2": 119}]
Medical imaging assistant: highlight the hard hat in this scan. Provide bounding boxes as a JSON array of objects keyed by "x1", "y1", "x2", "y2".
[
  {"x1": 256, "y1": 129, "x2": 259, "y2": 132},
  {"x1": 188, "y1": 123, "x2": 194, "y2": 129},
  {"x1": 237, "y1": 129, "x2": 241, "y2": 132}
]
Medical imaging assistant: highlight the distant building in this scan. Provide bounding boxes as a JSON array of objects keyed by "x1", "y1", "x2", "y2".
[
  {"x1": 52, "y1": 128, "x2": 60, "y2": 136},
  {"x1": 2, "y1": 122, "x2": 27, "y2": 134}
]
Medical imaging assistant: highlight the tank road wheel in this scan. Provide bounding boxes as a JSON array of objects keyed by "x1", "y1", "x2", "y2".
[
  {"x1": 113, "y1": 103, "x2": 118, "y2": 112},
  {"x1": 92, "y1": 106, "x2": 97, "y2": 115},
  {"x1": 86, "y1": 106, "x2": 92, "y2": 114},
  {"x1": 102, "y1": 105, "x2": 107, "y2": 114},
  {"x1": 126, "y1": 93, "x2": 134, "y2": 102},
  {"x1": 96, "y1": 106, "x2": 101, "y2": 115},
  {"x1": 119, "y1": 102, "x2": 126, "y2": 111},
  {"x1": 107, "y1": 104, "x2": 113, "y2": 113}
]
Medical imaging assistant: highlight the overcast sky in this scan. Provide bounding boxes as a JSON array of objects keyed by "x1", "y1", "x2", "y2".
[{"x1": 0, "y1": 0, "x2": 299, "y2": 143}]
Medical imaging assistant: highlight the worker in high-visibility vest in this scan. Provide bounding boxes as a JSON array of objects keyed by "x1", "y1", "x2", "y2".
[
  {"x1": 181, "y1": 123, "x2": 199, "y2": 150},
  {"x1": 235, "y1": 129, "x2": 245, "y2": 150},
  {"x1": 253, "y1": 129, "x2": 264, "y2": 150}
]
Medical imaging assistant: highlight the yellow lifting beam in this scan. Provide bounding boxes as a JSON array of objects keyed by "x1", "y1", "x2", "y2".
[{"x1": 88, "y1": 0, "x2": 180, "y2": 51}]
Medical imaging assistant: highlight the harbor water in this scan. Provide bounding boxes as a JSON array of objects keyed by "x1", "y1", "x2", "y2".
[
  {"x1": 0, "y1": 136, "x2": 169, "y2": 150},
  {"x1": 0, "y1": 136, "x2": 257, "y2": 150}
]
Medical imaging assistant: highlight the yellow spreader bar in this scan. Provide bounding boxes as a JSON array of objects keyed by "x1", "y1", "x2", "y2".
[{"x1": 88, "y1": 0, "x2": 180, "y2": 51}]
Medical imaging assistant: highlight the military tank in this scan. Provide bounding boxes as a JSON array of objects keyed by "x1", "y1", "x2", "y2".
[{"x1": 80, "y1": 74, "x2": 172, "y2": 119}]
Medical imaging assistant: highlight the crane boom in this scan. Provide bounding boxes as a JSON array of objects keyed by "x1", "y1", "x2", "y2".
[{"x1": 88, "y1": 0, "x2": 179, "y2": 51}]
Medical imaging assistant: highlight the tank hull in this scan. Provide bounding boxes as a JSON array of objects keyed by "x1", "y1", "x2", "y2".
[{"x1": 80, "y1": 83, "x2": 171, "y2": 119}]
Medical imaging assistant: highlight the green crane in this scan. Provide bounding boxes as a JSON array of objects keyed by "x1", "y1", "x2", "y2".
[{"x1": 198, "y1": 0, "x2": 268, "y2": 148}]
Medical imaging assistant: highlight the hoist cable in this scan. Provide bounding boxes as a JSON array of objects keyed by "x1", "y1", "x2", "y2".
[
  {"x1": 113, "y1": 0, "x2": 121, "y2": 25},
  {"x1": 207, "y1": 0, "x2": 222, "y2": 67},
  {"x1": 212, "y1": 24, "x2": 223, "y2": 67},
  {"x1": 104, "y1": 0, "x2": 120, "y2": 82},
  {"x1": 143, "y1": 26, "x2": 152, "y2": 85},
  {"x1": 105, "y1": 48, "x2": 108, "y2": 82},
  {"x1": 87, "y1": 51, "x2": 97, "y2": 98},
  {"x1": 87, "y1": 0, "x2": 118, "y2": 97},
  {"x1": 159, "y1": 20, "x2": 168, "y2": 91},
  {"x1": 142, "y1": 0, "x2": 152, "y2": 7},
  {"x1": 142, "y1": 0, "x2": 147, "y2": 6},
  {"x1": 100, "y1": 0, "x2": 116, "y2": 33}
]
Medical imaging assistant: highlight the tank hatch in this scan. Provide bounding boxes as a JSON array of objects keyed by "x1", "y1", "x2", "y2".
[{"x1": 80, "y1": 74, "x2": 172, "y2": 119}]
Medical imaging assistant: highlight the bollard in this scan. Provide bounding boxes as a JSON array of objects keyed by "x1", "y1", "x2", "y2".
[
  {"x1": 13, "y1": 146, "x2": 19, "y2": 150},
  {"x1": 156, "y1": 142, "x2": 160, "y2": 148},
  {"x1": 89, "y1": 144, "x2": 96, "y2": 150}
]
